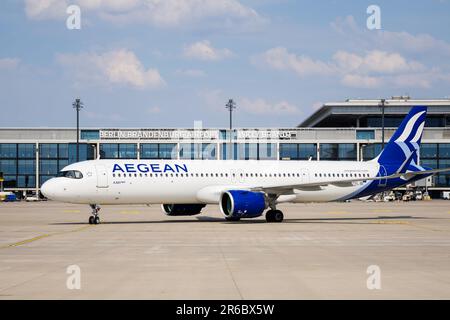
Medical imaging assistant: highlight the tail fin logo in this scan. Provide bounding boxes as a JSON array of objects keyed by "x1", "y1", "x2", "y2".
[{"x1": 377, "y1": 106, "x2": 427, "y2": 166}]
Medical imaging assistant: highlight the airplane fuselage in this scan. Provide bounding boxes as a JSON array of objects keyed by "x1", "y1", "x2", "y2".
[{"x1": 42, "y1": 159, "x2": 395, "y2": 205}]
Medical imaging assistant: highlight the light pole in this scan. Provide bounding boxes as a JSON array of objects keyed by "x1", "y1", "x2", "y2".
[
  {"x1": 72, "y1": 98, "x2": 84, "y2": 162},
  {"x1": 225, "y1": 99, "x2": 236, "y2": 160}
]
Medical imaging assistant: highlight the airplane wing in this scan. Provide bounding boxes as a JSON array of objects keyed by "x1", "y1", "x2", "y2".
[{"x1": 250, "y1": 167, "x2": 450, "y2": 194}]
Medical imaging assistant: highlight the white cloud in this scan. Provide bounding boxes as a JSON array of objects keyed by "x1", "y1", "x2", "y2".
[
  {"x1": 25, "y1": 0, "x2": 68, "y2": 20},
  {"x1": 183, "y1": 41, "x2": 233, "y2": 61},
  {"x1": 253, "y1": 46, "x2": 443, "y2": 89},
  {"x1": 24, "y1": 0, "x2": 262, "y2": 29},
  {"x1": 198, "y1": 89, "x2": 300, "y2": 115},
  {"x1": 252, "y1": 47, "x2": 334, "y2": 76},
  {"x1": 331, "y1": 15, "x2": 450, "y2": 57},
  {"x1": 340, "y1": 74, "x2": 382, "y2": 89},
  {"x1": 0, "y1": 58, "x2": 20, "y2": 70},
  {"x1": 240, "y1": 98, "x2": 300, "y2": 115},
  {"x1": 56, "y1": 49, "x2": 165, "y2": 89},
  {"x1": 333, "y1": 50, "x2": 425, "y2": 74},
  {"x1": 76, "y1": 0, "x2": 140, "y2": 12}
]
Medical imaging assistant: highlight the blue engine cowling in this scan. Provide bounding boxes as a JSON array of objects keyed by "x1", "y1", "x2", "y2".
[
  {"x1": 162, "y1": 204, "x2": 206, "y2": 216},
  {"x1": 220, "y1": 190, "x2": 267, "y2": 219}
]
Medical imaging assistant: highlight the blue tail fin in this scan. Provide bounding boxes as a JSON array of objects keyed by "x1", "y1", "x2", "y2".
[{"x1": 375, "y1": 106, "x2": 427, "y2": 167}]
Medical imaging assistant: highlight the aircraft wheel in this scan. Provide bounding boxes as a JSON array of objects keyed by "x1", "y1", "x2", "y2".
[
  {"x1": 265, "y1": 210, "x2": 275, "y2": 222},
  {"x1": 273, "y1": 210, "x2": 284, "y2": 223},
  {"x1": 94, "y1": 216, "x2": 100, "y2": 225},
  {"x1": 89, "y1": 216, "x2": 94, "y2": 225}
]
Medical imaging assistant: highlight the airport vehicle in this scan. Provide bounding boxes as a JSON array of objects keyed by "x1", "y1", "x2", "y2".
[
  {"x1": 383, "y1": 192, "x2": 396, "y2": 202},
  {"x1": 41, "y1": 106, "x2": 450, "y2": 224},
  {"x1": 414, "y1": 190, "x2": 423, "y2": 201}
]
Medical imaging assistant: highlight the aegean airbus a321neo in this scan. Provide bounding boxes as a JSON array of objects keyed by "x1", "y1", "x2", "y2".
[{"x1": 41, "y1": 106, "x2": 450, "y2": 224}]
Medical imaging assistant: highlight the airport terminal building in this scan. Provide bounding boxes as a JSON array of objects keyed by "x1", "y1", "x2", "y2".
[{"x1": 1, "y1": 97, "x2": 449, "y2": 197}]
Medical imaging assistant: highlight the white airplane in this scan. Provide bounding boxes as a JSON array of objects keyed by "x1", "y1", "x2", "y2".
[{"x1": 41, "y1": 106, "x2": 450, "y2": 224}]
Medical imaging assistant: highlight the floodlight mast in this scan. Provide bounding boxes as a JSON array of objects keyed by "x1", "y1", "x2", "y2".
[
  {"x1": 225, "y1": 99, "x2": 236, "y2": 160},
  {"x1": 72, "y1": 98, "x2": 84, "y2": 162}
]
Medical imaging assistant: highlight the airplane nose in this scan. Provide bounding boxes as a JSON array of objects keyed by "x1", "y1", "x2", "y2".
[{"x1": 41, "y1": 179, "x2": 56, "y2": 199}]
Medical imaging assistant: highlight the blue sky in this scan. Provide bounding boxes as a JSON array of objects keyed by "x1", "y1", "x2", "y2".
[{"x1": 0, "y1": 0, "x2": 449, "y2": 128}]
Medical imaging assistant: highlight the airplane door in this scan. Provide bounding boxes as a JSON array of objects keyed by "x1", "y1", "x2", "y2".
[
  {"x1": 378, "y1": 165, "x2": 387, "y2": 187},
  {"x1": 301, "y1": 169, "x2": 309, "y2": 183},
  {"x1": 96, "y1": 165, "x2": 109, "y2": 188}
]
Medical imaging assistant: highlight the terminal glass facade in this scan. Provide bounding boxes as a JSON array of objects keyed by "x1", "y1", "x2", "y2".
[
  {"x1": 0, "y1": 143, "x2": 94, "y2": 188},
  {"x1": 1, "y1": 128, "x2": 449, "y2": 190},
  {"x1": 221, "y1": 143, "x2": 276, "y2": 160},
  {"x1": 139, "y1": 143, "x2": 178, "y2": 159},
  {"x1": 279, "y1": 143, "x2": 317, "y2": 160},
  {"x1": 420, "y1": 143, "x2": 450, "y2": 187},
  {"x1": 320, "y1": 143, "x2": 357, "y2": 160},
  {"x1": 179, "y1": 143, "x2": 216, "y2": 160}
]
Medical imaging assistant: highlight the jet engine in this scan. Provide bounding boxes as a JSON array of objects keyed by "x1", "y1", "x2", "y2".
[
  {"x1": 219, "y1": 190, "x2": 267, "y2": 219},
  {"x1": 162, "y1": 204, "x2": 206, "y2": 216}
]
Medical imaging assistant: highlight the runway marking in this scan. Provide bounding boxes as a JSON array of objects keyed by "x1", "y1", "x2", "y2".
[
  {"x1": 119, "y1": 210, "x2": 141, "y2": 215},
  {"x1": 0, "y1": 225, "x2": 92, "y2": 249},
  {"x1": 63, "y1": 210, "x2": 80, "y2": 213}
]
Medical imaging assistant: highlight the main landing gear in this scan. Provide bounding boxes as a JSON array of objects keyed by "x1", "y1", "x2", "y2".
[
  {"x1": 265, "y1": 209, "x2": 284, "y2": 223},
  {"x1": 89, "y1": 204, "x2": 101, "y2": 225},
  {"x1": 265, "y1": 196, "x2": 284, "y2": 223}
]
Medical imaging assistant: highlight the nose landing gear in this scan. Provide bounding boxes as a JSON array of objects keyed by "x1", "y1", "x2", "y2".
[{"x1": 89, "y1": 204, "x2": 101, "y2": 225}]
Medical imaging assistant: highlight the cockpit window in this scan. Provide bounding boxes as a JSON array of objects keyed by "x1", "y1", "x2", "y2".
[{"x1": 57, "y1": 170, "x2": 83, "y2": 179}]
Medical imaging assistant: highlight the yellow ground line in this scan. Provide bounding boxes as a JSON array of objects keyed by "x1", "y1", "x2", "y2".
[
  {"x1": 0, "y1": 225, "x2": 92, "y2": 249},
  {"x1": 7, "y1": 234, "x2": 52, "y2": 247},
  {"x1": 371, "y1": 220, "x2": 409, "y2": 225},
  {"x1": 372, "y1": 209, "x2": 393, "y2": 213},
  {"x1": 63, "y1": 210, "x2": 81, "y2": 213}
]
